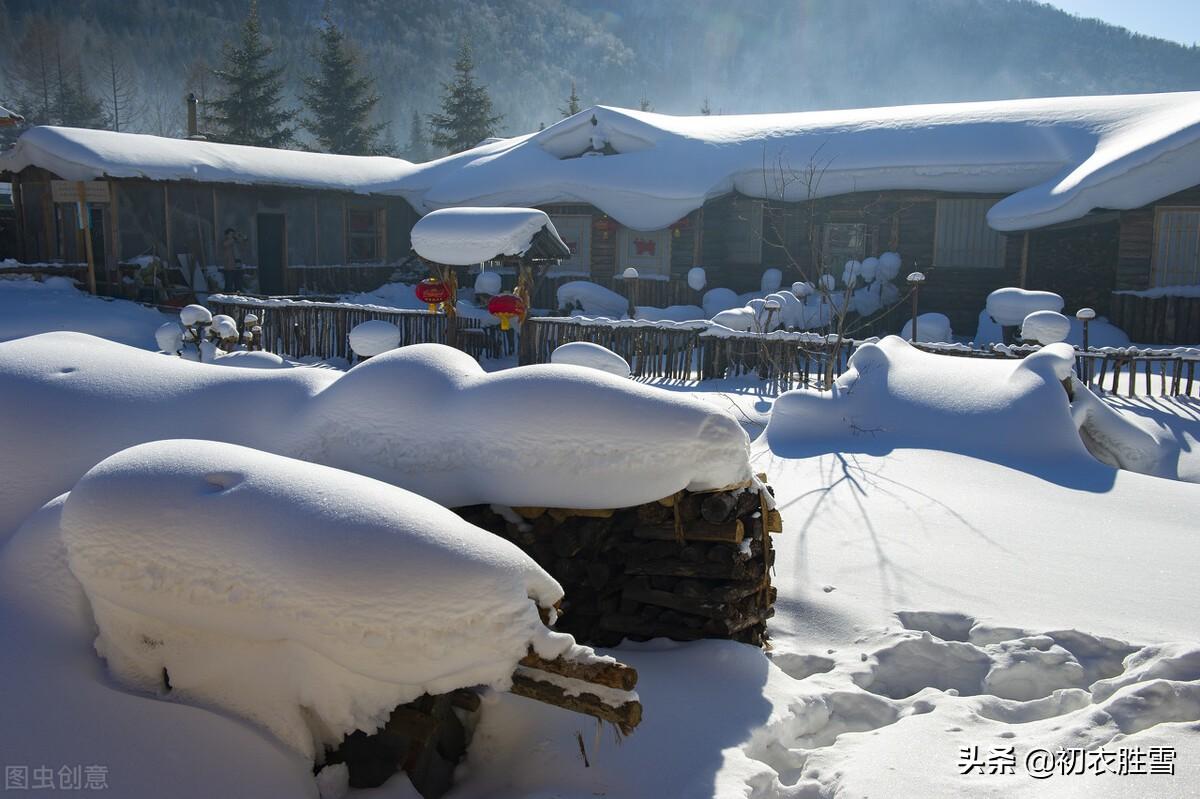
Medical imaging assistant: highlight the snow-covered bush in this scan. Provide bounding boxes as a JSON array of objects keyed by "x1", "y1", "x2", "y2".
[
  {"x1": 1020, "y1": 310, "x2": 1071, "y2": 344},
  {"x1": 702, "y1": 287, "x2": 741, "y2": 319},
  {"x1": 900, "y1": 313, "x2": 954, "y2": 343},
  {"x1": 760, "y1": 268, "x2": 783, "y2": 293},
  {"x1": 687, "y1": 267, "x2": 707, "y2": 291},
  {"x1": 349, "y1": 320, "x2": 402, "y2": 358},
  {"x1": 557, "y1": 280, "x2": 628, "y2": 318},
  {"x1": 985, "y1": 288, "x2": 1064, "y2": 326},
  {"x1": 474, "y1": 270, "x2": 502, "y2": 296},
  {"x1": 551, "y1": 341, "x2": 631, "y2": 377}
]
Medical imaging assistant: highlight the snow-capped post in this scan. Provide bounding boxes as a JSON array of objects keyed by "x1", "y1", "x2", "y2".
[
  {"x1": 1076, "y1": 307, "x2": 1096, "y2": 383},
  {"x1": 487, "y1": 292, "x2": 525, "y2": 331},
  {"x1": 415, "y1": 276, "x2": 450, "y2": 313},
  {"x1": 759, "y1": 298, "x2": 782, "y2": 379},
  {"x1": 622, "y1": 267, "x2": 639, "y2": 318},
  {"x1": 906, "y1": 271, "x2": 926, "y2": 342}
]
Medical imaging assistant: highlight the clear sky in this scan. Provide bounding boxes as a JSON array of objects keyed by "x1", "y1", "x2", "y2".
[{"x1": 1043, "y1": 1, "x2": 1200, "y2": 46}]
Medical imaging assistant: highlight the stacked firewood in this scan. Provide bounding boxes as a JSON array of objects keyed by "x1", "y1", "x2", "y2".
[{"x1": 456, "y1": 477, "x2": 781, "y2": 648}]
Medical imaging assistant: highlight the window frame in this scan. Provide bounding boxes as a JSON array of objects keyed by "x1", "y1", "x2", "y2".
[{"x1": 346, "y1": 206, "x2": 383, "y2": 265}]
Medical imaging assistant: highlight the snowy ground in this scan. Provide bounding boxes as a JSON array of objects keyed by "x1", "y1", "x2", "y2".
[
  {"x1": 1, "y1": 287, "x2": 1198, "y2": 798},
  {"x1": 0, "y1": 277, "x2": 170, "y2": 348}
]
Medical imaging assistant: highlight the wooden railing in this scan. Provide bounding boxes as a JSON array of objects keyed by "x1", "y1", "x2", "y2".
[
  {"x1": 208, "y1": 295, "x2": 513, "y2": 363},
  {"x1": 1108, "y1": 291, "x2": 1200, "y2": 346}
]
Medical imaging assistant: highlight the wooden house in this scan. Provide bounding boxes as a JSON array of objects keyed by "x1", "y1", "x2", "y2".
[{"x1": 0, "y1": 126, "x2": 420, "y2": 298}]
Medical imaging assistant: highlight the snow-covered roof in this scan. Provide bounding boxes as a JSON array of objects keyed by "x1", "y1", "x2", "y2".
[
  {"x1": 410, "y1": 207, "x2": 570, "y2": 265},
  {"x1": 0, "y1": 104, "x2": 23, "y2": 127},
  {"x1": 383, "y1": 92, "x2": 1200, "y2": 232},
  {"x1": 0, "y1": 125, "x2": 417, "y2": 194}
]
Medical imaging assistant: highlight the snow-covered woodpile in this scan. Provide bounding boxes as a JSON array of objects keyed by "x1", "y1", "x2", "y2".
[{"x1": 457, "y1": 477, "x2": 781, "y2": 648}]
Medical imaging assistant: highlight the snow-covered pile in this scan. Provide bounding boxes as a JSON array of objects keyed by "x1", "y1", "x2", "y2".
[
  {"x1": 60, "y1": 439, "x2": 570, "y2": 758},
  {"x1": 900, "y1": 312, "x2": 953, "y2": 343},
  {"x1": 410, "y1": 207, "x2": 567, "y2": 266},
  {"x1": 767, "y1": 336, "x2": 1169, "y2": 476},
  {"x1": 557, "y1": 280, "x2": 629, "y2": 317},
  {"x1": 550, "y1": 341, "x2": 631, "y2": 377},
  {"x1": 0, "y1": 276, "x2": 169, "y2": 348},
  {"x1": 339, "y1": 281, "x2": 424, "y2": 310},
  {"x1": 1020, "y1": 309, "x2": 1071, "y2": 344},
  {"x1": 349, "y1": 319, "x2": 401, "y2": 357},
  {"x1": 0, "y1": 333, "x2": 752, "y2": 532},
  {"x1": 634, "y1": 304, "x2": 707, "y2": 322},
  {"x1": 985, "y1": 287, "x2": 1064, "y2": 326},
  {"x1": 475, "y1": 270, "x2": 503, "y2": 295}
]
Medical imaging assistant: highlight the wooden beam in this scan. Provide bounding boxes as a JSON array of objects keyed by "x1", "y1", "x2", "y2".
[
  {"x1": 77, "y1": 182, "x2": 97, "y2": 294},
  {"x1": 518, "y1": 650, "x2": 638, "y2": 692},
  {"x1": 510, "y1": 670, "x2": 642, "y2": 734},
  {"x1": 163, "y1": 184, "x2": 173, "y2": 261},
  {"x1": 1018, "y1": 232, "x2": 1030, "y2": 288}
]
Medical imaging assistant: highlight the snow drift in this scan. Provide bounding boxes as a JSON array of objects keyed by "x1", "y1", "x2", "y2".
[
  {"x1": 0, "y1": 333, "x2": 752, "y2": 533},
  {"x1": 410, "y1": 207, "x2": 567, "y2": 265}
]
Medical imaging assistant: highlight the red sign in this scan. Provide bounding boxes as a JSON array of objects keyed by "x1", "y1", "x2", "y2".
[{"x1": 634, "y1": 238, "x2": 657, "y2": 256}]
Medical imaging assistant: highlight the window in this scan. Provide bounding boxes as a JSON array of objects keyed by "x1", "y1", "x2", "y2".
[
  {"x1": 616, "y1": 227, "x2": 671, "y2": 279},
  {"x1": 547, "y1": 215, "x2": 591, "y2": 276},
  {"x1": 933, "y1": 199, "x2": 1006, "y2": 269},
  {"x1": 347, "y1": 208, "x2": 382, "y2": 263},
  {"x1": 1153, "y1": 208, "x2": 1200, "y2": 287},
  {"x1": 725, "y1": 200, "x2": 763, "y2": 264},
  {"x1": 821, "y1": 223, "x2": 867, "y2": 273}
]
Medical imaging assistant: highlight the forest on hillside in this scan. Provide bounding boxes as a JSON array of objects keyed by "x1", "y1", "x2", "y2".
[{"x1": 2, "y1": 0, "x2": 1200, "y2": 160}]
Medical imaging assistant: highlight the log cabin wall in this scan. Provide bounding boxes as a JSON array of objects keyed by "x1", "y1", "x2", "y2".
[
  {"x1": 1116, "y1": 185, "x2": 1200, "y2": 292},
  {"x1": 1024, "y1": 219, "x2": 1120, "y2": 317}
]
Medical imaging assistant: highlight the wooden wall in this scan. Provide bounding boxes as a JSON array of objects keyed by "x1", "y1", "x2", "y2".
[{"x1": 1116, "y1": 185, "x2": 1200, "y2": 291}]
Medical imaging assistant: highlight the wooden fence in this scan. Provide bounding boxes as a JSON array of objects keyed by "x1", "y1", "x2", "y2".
[
  {"x1": 1108, "y1": 292, "x2": 1200, "y2": 345},
  {"x1": 208, "y1": 296, "x2": 513, "y2": 363}
]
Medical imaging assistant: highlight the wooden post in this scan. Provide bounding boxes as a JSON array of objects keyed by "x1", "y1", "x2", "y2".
[
  {"x1": 77, "y1": 182, "x2": 97, "y2": 294},
  {"x1": 163, "y1": 184, "x2": 173, "y2": 264},
  {"x1": 1019, "y1": 232, "x2": 1030, "y2": 288}
]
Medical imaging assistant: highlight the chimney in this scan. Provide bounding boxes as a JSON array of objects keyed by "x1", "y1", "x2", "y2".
[{"x1": 186, "y1": 93, "x2": 206, "y2": 140}]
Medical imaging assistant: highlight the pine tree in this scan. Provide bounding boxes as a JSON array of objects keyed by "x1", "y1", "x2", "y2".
[
  {"x1": 301, "y1": 13, "x2": 384, "y2": 155},
  {"x1": 210, "y1": 0, "x2": 297, "y2": 148},
  {"x1": 639, "y1": 97, "x2": 653, "y2": 112},
  {"x1": 560, "y1": 81, "x2": 581, "y2": 117},
  {"x1": 406, "y1": 109, "x2": 429, "y2": 162},
  {"x1": 700, "y1": 97, "x2": 712, "y2": 116},
  {"x1": 428, "y1": 41, "x2": 502, "y2": 155},
  {"x1": 54, "y1": 46, "x2": 107, "y2": 129}
]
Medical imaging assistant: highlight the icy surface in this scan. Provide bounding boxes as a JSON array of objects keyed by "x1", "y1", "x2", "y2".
[
  {"x1": 550, "y1": 341, "x2": 631, "y2": 377},
  {"x1": 0, "y1": 125, "x2": 415, "y2": 193},
  {"x1": 410, "y1": 207, "x2": 566, "y2": 266},
  {"x1": 986, "y1": 287, "x2": 1065, "y2": 326},
  {"x1": 61, "y1": 440, "x2": 568, "y2": 757},
  {"x1": 380, "y1": 94, "x2": 1200, "y2": 232}
]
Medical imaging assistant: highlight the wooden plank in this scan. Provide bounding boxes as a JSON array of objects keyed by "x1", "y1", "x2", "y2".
[{"x1": 633, "y1": 518, "x2": 744, "y2": 544}]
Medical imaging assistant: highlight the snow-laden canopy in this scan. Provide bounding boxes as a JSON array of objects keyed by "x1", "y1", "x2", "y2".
[
  {"x1": 383, "y1": 93, "x2": 1200, "y2": 231},
  {"x1": 0, "y1": 125, "x2": 417, "y2": 193},
  {"x1": 411, "y1": 207, "x2": 570, "y2": 265}
]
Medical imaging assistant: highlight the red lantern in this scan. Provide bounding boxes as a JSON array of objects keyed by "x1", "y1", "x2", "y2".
[
  {"x1": 671, "y1": 216, "x2": 691, "y2": 239},
  {"x1": 415, "y1": 277, "x2": 450, "y2": 312},
  {"x1": 593, "y1": 216, "x2": 616, "y2": 240},
  {"x1": 487, "y1": 293, "x2": 526, "y2": 331}
]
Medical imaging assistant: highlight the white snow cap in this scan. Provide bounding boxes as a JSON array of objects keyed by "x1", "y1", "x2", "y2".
[
  {"x1": 474, "y1": 270, "x2": 503, "y2": 295},
  {"x1": 558, "y1": 280, "x2": 628, "y2": 317},
  {"x1": 986, "y1": 287, "x2": 1064, "y2": 326},
  {"x1": 702, "y1": 287, "x2": 741, "y2": 318},
  {"x1": 901, "y1": 312, "x2": 954, "y2": 343},
  {"x1": 179, "y1": 304, "x2": 212, "y2": 326},
  {"x1": 210, "y1": 314, "x2": 238, "y2": 339},
  {"x1": 760, "y1": 268, "x2": 783, "y2": 293},
  {"x1": 0, "y1": 126, "x2": 415, "y2": 193},
  {"x1": 348, "y1": 320, "x2": 402, "y2": 357},
  {"x1": 877, "y1": 252, "x2": 902, "y2": 280},
  {"x1": 60, "y1": 439, "x2": 570, "y2": 757},
  {"x1": 550, "y1": 341, "x2": 631, "y2": 378},
  {"x1": 410, "y1": 207, "x2": 567, "y2": 266},
  {"x1": 1021, "y1": 310, "x2": 1072, "y2": 344},
  {"x1": 155, "y1": 322, "x2": 183, "y2": 354},
  {"x1": 687, "y1": 267, "x2": 707, "y2": 291},
  {"x1": 372, "y1": 94, "x2": 1200, "y2": 232}
]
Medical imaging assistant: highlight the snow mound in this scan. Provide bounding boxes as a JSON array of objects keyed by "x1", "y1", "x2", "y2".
[
  {"x1": 0, "y1": 277, "x2": 170, "y2": 348},
  {"x1": 687, "y1": 267, "x2": 707, "y2": 291},
  {"x1": 1021, "y1": 310, "x2": 1071, "y2": 344},
  {"x1": 0, "y1": 333, "x2": 752, "y2": 530},
  {"x1": 634, "y1": 304, "x2": 707, "y2": 323},
  {"x1": 60, "y1": 439, "x2": 570, "y2": 757},
  {"x1": 1069, "y1": 316, "x2": 1131, "y2": 349},
  {"x1": 760, "y1": 268, "x2": 782, "y2": 293},
  {"x1": 475, "y1": 270, "x2": 503, "y2": 295},
  {"x1": 558, "y1": 280, "x2": 628, "y2": 317},
  {"x1": 986, "y1": 287, "x2": 1064, "y2": 326},
  {"x1": 702, "y1": 287, "x2": 742, "y2": 318},
  {"x1": 410, "y1": 207, "x2": 567, "y2": 266},
  {"x1": 302, "y1": 343, "x2": 753, "y2": 508},
  {"x1": 766, "y1": 336, "x2": 1086, "y2": 466},
  {"x1": 551, "y1": 341, "x2": 631, "y2": 378},
  {"x1": 900, "y1": 313, "x2": 953, "y2": 343},
  {"x1": 349, "y1": 319, "x2": 402, "y2": 357}
]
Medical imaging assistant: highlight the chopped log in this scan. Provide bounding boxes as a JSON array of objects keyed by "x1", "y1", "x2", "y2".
[
  {"x1": 547, "y1": 507, "x2": 615, "y2": 522},
  {"x1": 620, "y1": 583, "x2": 732, "y2": 620},
  {"x1": 701, "y1": 491, "x2": 739, "y2": 524},
  {"x1": 510, "y1": 670, "x2": 642, "y2": 734},
  {"x1": 692, "y1": 478, "x2": 754, "y2": 494},
  {"x1": 632, "y1": 518, "x2": 744, "y2": 544},
  {"x1": 626, "y1": 556, "x2": 763, "y2": 580},
  {"x1": 519, "y1": 650, "x2": 638, "y2": 691},
  {"x1": 766, "y1": 508, "x2": 783, "y2": 533}
]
